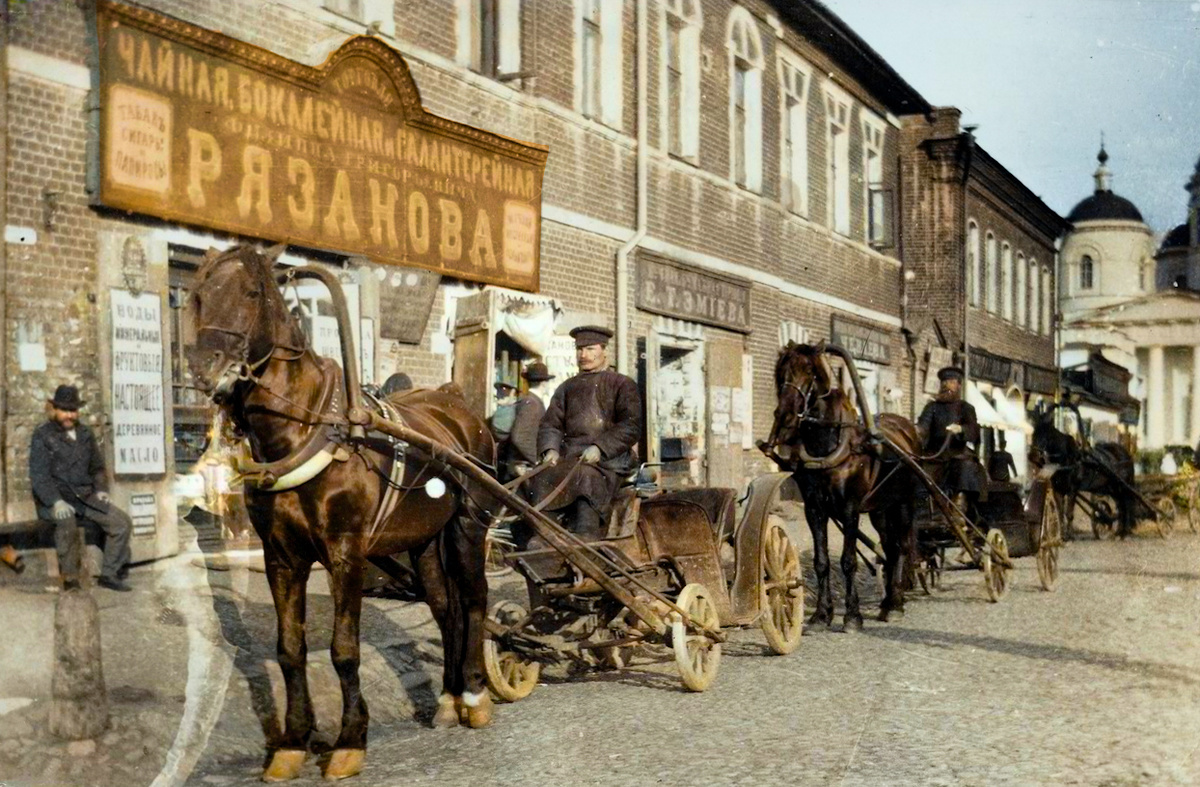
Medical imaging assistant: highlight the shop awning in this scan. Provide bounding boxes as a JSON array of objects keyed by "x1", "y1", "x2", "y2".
[
  {"x1": 966, "y1": 382, "x2": 1006, "y2": 430},
  {"x1": 992, "y1": 390, "x2": 1034, "y2": 435}
]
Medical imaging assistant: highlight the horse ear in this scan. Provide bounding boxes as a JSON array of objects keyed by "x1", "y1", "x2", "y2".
[{"x1": 264, "y1": 243, "x2": 287, "y2": 262}]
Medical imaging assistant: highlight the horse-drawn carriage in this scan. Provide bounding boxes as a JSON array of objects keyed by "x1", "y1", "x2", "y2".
[{"x1": 482, "y1": 472, "x2": 804, "y2": 698}]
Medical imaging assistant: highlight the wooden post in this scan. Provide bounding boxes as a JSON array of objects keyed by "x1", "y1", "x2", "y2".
[{"x1": 49, "y1": 531, "x2": 109, "y2": 740}]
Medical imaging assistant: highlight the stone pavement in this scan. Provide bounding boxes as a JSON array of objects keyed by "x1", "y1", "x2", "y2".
[{"x1": 1, "y1": 516, "x2": 1198, "y2": 786}]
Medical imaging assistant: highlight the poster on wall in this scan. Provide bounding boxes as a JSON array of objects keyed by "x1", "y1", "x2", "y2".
[{"x1": 111, "y1": 289, "x2": 167, "y2": 475}]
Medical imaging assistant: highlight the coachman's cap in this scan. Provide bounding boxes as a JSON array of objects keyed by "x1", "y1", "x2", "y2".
[
  {"x1": 522, "y1": 362, "x2": 554, "y2": 382},
  {"x1": 569, "y1": 325, "x2": 613, "y2": 348},
  {"x1": 49, "y1": 385, "x2": 85, "y2": 411},
  {"x1": 936, "y1": 366, "x2": 965, "y2": 382}
]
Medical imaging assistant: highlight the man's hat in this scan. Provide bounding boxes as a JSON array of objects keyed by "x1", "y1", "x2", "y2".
[
  {"x1": 49, "y1": 385, "x2": 85, "y2": 411},
  {"x1": 569, "y1": 324, "x2": 613, "y2": 348},
  {"x1": 936, "y1": 365, "x2": 965, "y2": 382},
  {"x1": 522, "y1": 362, "x2": 554, "y2": 382}
]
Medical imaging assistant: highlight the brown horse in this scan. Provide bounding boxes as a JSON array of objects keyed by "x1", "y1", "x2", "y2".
[
  {"x1": 187, "y1": 245, "x2": 498, "y2": 781},
  {"x1": 760, "y1": 342, "x2": 921, "y2": 630}
]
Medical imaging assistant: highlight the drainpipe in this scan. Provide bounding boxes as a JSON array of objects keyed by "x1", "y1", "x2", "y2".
[
  {"x1": 0, "y1": 0, "x2": 10, "y2": 524},
  {"x1": 614, "y1": 0, "x2": 648, "y2": 375}
]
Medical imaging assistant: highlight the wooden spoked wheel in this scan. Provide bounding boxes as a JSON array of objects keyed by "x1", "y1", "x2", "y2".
[
  {"x1": 671, "y1": 583, "x2": 722, "y2": 692},
  {"x1": 1156, "y1": 497, "x2": 1176, "y2": 539},
  {"x1": 484, "y1": 534, "x2": 514, "y2": 577},
  {"x1": 483, "y1": 601, "x2": 540, "y2": 702},
  {"x1": 1091, "y1": 498, "x2": 1116, "y2": 540},
  {"x1": 1037, "y1": 494, "x2": 1061, "y2": 592},
  {"x1": 980, "y1": 529, "x2": 1011, "y2": 603},
  {"x1": 915, "y1": 551, "x2": 942, "y2": 595},
  {"x1": 759, "y1": 522, "x2": 804, "y2": 655},
  {"x1": 1188, "y1": 482, "x2": 1200, "y2": 534}
]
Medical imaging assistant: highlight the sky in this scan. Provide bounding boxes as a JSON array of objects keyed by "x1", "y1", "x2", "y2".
[{"x1": 821, "y1": 0, "x2": 1200, "y2": 236}]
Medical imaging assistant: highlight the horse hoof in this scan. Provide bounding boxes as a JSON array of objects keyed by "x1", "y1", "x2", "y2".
[
  {"x1": 322, "y1": 749, "x2": 365, "y2": 781},
  {"x1": 262, "y1": 749, "x2": 306, "y2": 782},
  {"x1": 878, "y1": 607, "x2": 903, "y2": 623},
  {"x1": 432, "y1": 693, "x2": 460, "y2": 728},
  {"x1": 843, "y1": 615, "x2": 864, "y2": 633},
  {"x1": 462, "y1": 691, "x2": 493, "y2": 729},
  {"x1": 807, "y1": 612, "x2": 833, "y2": 629}
]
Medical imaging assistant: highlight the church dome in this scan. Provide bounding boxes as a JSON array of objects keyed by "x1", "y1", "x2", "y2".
[
  {"x1": 1159, "y1": 223, "x2": 1189, "y2": 253},
  {"x1": 1067, "y1": 144, "x2": 1144, "y2": 224}
]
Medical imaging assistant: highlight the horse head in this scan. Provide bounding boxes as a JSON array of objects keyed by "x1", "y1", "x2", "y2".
[
  {"x1": 763, "y1": 342, "x2": 853, "y2": 469},
  {"x1": 187, "y1": 243, "x2": 303, "y2": 403}
]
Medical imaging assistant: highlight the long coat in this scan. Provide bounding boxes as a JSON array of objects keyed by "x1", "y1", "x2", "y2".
[
  {"x1": 29, "y1": 420, "x2": 108, "y2": 521},
  {"x1": 918, "y1": 397, "x2": 987, "y2": 494},
  {"x1": 530, "y1": 369, "x2": 642, "y2": 516},
  {"x1": 506, "y1": 392, "x2": 544, "y2": 467}
]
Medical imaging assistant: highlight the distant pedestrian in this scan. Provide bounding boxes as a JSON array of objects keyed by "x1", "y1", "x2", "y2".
[
  {"x1": 988, "y1": 433, "x2": 1018, "y2": 483},
  {"x1": 29, "y1": 385, "x2": 133, "y2": 592}
]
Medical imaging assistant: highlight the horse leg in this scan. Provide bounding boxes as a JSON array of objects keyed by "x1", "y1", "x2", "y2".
[
  {"x1": 877, "y1": 503, "x2": 911, "y2": 623},
  {"x1": 840, "y1": 505, "x2": 864, "y2": 632},
  {"x1": 262, "y1": 554, "x2": 313, "y2": 783},
  {"x1": 804, "y1": 500, "x2": 834, "y2": 628},
  {"x1": 446, "y1": 510, "x2": 492, "y2": 729},
  {"x1": 412, "y1": 539, "x2": 460, "y2": 728},
  {"x1": 322, "y1": 555, "x2": 368, "y2": 780}
]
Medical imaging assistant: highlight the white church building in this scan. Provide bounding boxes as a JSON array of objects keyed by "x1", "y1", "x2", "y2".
[{"x1": 1059, "y1": 147, "x2": 1200, "y2": 453}]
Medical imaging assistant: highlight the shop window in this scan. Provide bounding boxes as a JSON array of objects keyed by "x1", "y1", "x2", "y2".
[
  {"x1": 825, "y1": 85, "x2": 851, "y2": 235},
  {"x1": 778, "y1": 51, "x2": 810, "y2": 215},
  {"x1": 167, "y1": 248, "x2": 214, "y2": 472},
  {"x1": 728, "y1": 8, "x2": 763, "y2": 191},
  {"x1": 662, "y1": 0, "x2": 701, "y2": 160},
  {"x1": 460, "y1": 0, "x2": 523, "y2": 81}
]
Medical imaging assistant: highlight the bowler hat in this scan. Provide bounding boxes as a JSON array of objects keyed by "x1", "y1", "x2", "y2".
[
  {"x1": 49, "y1": 385, "x2": 85, "y2": 410},
  {"x1": 569, "y1": 324, "x2": 613, "y2": 348},
  {"x1": 522, "y1": 362, "x2": 554, "y2": 382},
  {"x1": 936, "y1": 366, "x2": 965, "y2": 382}
]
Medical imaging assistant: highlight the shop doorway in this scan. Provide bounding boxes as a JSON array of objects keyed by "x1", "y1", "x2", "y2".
[{"x1": 643, "y1": 331, "x2": 706, "y2": 487}]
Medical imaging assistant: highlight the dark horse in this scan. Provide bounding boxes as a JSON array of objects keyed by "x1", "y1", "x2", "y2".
[
  {"x1": 1032, "y1": 407, "x2": 1137, "y2": 538},
  {"x1": 188, "y1": 245, "x2": 498, "y2": 781},
  {"x1": 760, "y1": 343, "x2": 921, "y2": 630}
]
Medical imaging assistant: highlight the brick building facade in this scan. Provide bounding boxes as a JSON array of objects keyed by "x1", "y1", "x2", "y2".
[{"x1": 0, "y1": 0, "x2": 1061, "y2": 558}]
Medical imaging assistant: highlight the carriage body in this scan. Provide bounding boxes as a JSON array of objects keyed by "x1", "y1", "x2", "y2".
[{"x1": 483, "y1": 473, "x2": 805, "y2": 698}]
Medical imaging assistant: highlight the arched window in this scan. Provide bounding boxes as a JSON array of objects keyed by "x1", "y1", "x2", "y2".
[
  {"x1": 985, "y1": 232, "x2": 998, "y2": 313},
  {"x1": 967, "y1": 220, "x2": 981, "y2": 306},
  {"x1": 1041, "y1": 265, "x2": 1052, "y2": 335},
  {"x1": 1015, "y1": 252, "x2": 1027, "y2": 327},
  {"x1": 728, "y1": 9, "x2": 763, "y2": 191},
  {"x1": 778, "y1": 50, "x2": 812, "y2": 215},
  {"x1": 1029, "y1": 258, "x2": 1040, "y2": 333},
  {"x1": 1001, "y1": 242, "x2": 1013, "y2": 320},
  {"x1": 662, "y1": 0, "x2": 702, "y2": 159},
  {"x1": 1080, "y1": 255, "x2": 1095, "y2": 290}
]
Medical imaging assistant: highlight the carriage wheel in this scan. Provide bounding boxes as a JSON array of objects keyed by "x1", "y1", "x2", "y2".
[
  {"x1": 980, "y1": 529, "x2": 1011, "y2": 603},
  {"x1": 1091, "y1": 499, "x2": 1116, "y2": 541},
  {"x1": 484, "y1": 533, "x2": 515, "y2": 577},
  {"x1": 1156, "y1": 497, "x2": 1177, "y2": 539},
  {"x1": 1037, "y1": 495, "x2": 1061, "y2": 592},
  {"x1": 1188, "y1": 483, "x2": 1200, "y2": 534},
  {"x1": 671, "y1": 583, "x2": 722, "y2": 692},
  {"x1": 483, "y1": 601, "x2": 540, "y2": 702},
  {"x1": 759, "y1": 522, "x2": 804, "y2": 655}
]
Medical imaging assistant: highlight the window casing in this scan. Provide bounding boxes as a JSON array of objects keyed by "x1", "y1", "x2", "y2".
[
  {"x1": 1041, "y1": 266, "x2": 1052, "y2": 335},
  {"x1": 1015, "y1": 252, "x2": 1027, "y2": 328},
  {"x1": 727, "y1": 9, "x2": 763, "y2": 191},
  {"x1": 580, "y1": 0, "x2": 602, "y2": 120},
  {"x1": 1079, "y1": 255, "x2": 1095, "y2": 290},
  {"x1": 661, "y1": 0, "x2": 701, "y2": 160},
  {"x1": 967, "y1": 221, "x2": 981, "y2": 306},
  {"x1": 462, "y1": 0, "x2": 523, "y2": 79},
  {"x1": 778, "y1": 52, "x2": 811, "y2": 215},
  {"x1": 576, "y1": 0, "x2": 622, "y2": 127},
  {"x1": 1001, "y1": 243, "x2": 1013, "y2": 320},
  {"x1": 862, "y1": 114, "x2": 887, "y2": 245},
  {"x1": 1029, "y1": 259, "x2": 1039, "y2": 333},
  {"x1": 825, "y1": 86, "x2": 851, "y2": 235},
  {"x1": 985, "y1": 232, "x2": 998, "y2": 313},
  {"x1": 324, "y1": 0, "x2": 394, "y2": 37}
]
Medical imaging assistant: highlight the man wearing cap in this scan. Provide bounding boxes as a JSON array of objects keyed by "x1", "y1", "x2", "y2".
[
  {"x1": 528, "y1": 326, "x2": 641, "y2": 541},
  {"x1": 29, "y1": 385, "x2": 133, "y2": 591},
  {"x1": 501, "y1": 362, "x2": 554, "y2": 482},
  {"x1": 918, "y1": 366, "x2": 987, "y2": 513}
]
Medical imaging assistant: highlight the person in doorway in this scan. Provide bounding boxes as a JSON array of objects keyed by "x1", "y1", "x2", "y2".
[
  {"x1": 918, "y1": 366, "x2": 988, "y2": 539},
  {"x1": 489, "y1": 381, "x2": 519, "y2": 446},
  {"x1": 501, "y1": 362, "x2": 554, "y2": 482},
  {"x1": 527, "y1": 326, "x2": 641, "y2": 543},
  {"x1": 988, "y1": 432, "x2": 1018, "y2": 483},
  {"x1": 29, "y1": 385, "x2": 133, "y2": 592}
]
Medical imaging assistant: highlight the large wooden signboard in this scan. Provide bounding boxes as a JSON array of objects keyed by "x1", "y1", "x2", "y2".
[{"x1": 95, "y1": 1, "x2": 548, "y2": 291}]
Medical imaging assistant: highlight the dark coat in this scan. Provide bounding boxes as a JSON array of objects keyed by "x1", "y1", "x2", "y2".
[
  {"x1": 918, "y1": 397, "x2": 987, "y2": 494},
  {"x1": 531, "y1": 369, "x2": 642, "y2": 514},
  {"x1": 506, "y1": 393, "x2": 544, "y2": 467},
  {"x1": 29, "y1": 420, "x2": 108, "y2": 521},
  {"x1": 988, "y1": 450, "x2": 1018, "y2": 483}
]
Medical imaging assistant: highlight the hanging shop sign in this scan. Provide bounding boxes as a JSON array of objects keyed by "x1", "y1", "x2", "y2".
[
  {"x1": 831, "y1": 316, "x2": 891, "y2": 365},
  {"x1": 378, "y1": 266, "x2": 440, "y2": 344},
  {"x1": 94, "y1": 0, "x2": 548, "y2": 291},
  {"x1": 1024, "y1": 363, "x2": 1058, "y2": 395},
  {"x1": 969, "y1": 348, "x2": 1013, "y2": 386},
  {"x1": 111, "y1": 289, "x2": 167, "y2": 475},
  {"x1": 636, "y1": 254, "x2": 751, "y2": 333}
]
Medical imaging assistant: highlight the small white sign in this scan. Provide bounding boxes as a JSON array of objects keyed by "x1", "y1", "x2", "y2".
[
  {"x1": 129, "y1": 492, "x2": 157, "y2": 537},
  {"x1": 111, "y1": 290, "x2": 166, "y2": 474}
]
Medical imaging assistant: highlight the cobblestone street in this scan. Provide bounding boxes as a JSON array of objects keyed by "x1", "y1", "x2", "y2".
[{"x1": 3, "y1": 521, "x2": 1199, "y2": 786}]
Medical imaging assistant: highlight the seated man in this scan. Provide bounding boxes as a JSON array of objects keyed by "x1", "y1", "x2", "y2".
[
  {"x1": 30, "y1": 385, "x2": 133, "y2": 591},
  {"x1": 918, "y1": 366, "x2": 988, "y2": 522},
  {"x1": 525, "y1": 326, "x2": 641, "y2": 544}
]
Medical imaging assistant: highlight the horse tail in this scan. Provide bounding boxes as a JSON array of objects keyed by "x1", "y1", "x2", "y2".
[{"x1": 437, "y1": 516, "x2": 467, "y2": 695}]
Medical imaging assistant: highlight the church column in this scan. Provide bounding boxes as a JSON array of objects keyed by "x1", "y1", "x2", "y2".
[
  {"x1": 1146, "y1": 345, "x2": 1165, "y2": 449},
  {"x1": 1191, "y1": 345, "x2": 1200, "y2": 448}
]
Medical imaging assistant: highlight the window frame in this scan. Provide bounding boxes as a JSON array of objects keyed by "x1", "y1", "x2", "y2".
[
  {"x1": 660, "y1": 0, "x2": 701, "y2": 161},
  {"x1": 967, "y1": 220, "x2": 981, "y2": 306},
  {"x1": 1015, "y1": 251, "x2": 1027, "y2": 328},
  {"x1": 1041, "y1": 265, "x2": 1053, "y2": 335},
  {"x1": 777, "y1": 49, "x2": 812, "y2": 216},
  {"x1": 1080, "y1": 254, "x2": 1095, "y2": 291},
  {"x1": 727, "y1": 8, "x2": 763, "y2": 192},
  {"x1": 985, "y1": 231, "x2": 998, "y2": 313},
  {"x1": 1001, "y1": 242, "x2": 1013, "y2": 320},
  {"x1": 824, "y1": 83, "x2": 852, "y2": 236},
  {"x1": 861, "y1": 112, "x2": 887, "y2": 245}
]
